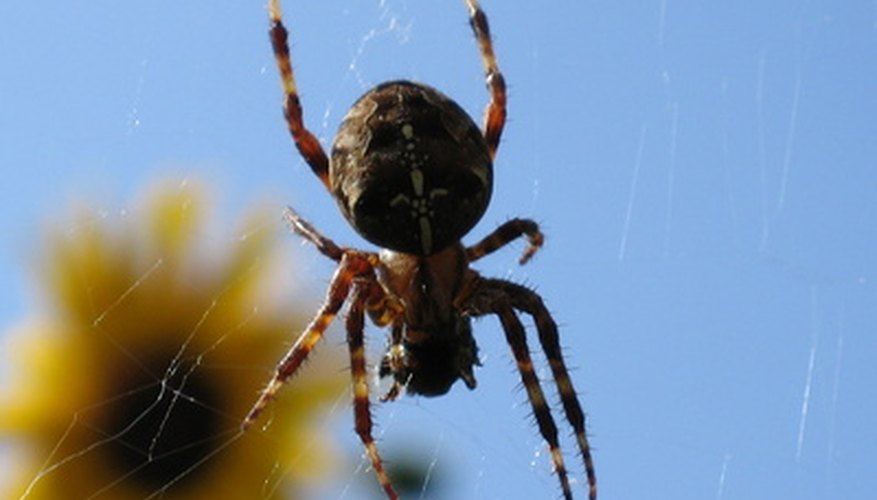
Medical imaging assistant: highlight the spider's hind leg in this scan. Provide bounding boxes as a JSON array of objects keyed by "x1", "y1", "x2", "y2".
[
  {"x1": 465, "y1": 0, "x2": 507, "y2": 158},
  {"x1": 268, "y1": 0, "x2": 331, "y2": 189}
]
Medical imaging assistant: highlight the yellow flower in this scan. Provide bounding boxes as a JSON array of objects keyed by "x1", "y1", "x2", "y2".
[{"x1": 1, "y1": 180, "x2": 345, "y2": 499}]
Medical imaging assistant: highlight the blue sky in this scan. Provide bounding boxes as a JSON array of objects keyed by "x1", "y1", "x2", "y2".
[{"x1": 2, "y1": 1, "x2": 876, "y2": 499}]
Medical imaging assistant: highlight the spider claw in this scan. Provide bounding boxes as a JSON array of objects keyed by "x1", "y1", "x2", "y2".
[{"x1": 517, "y1": 244, "x2": 539, "y2": 265}]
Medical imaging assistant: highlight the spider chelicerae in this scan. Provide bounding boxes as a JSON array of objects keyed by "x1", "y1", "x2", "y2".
[{"x1": 242, "y1": 1, "x2": 596, "y2": 498}]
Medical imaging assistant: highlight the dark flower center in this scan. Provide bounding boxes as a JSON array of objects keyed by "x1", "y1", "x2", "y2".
[{"x1": 102, "y1": 353, "x2": 225, "y2": 493}]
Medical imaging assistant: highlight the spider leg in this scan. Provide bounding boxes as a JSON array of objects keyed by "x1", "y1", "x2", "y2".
[
  {"x1": 464, "y1": 0, "x2": 507, "y2": 158},
  {"x1": 466, "y1": 218, "x2": 544, "y2": 265},
  {"x1": 283, "y1": 206, "x2": 343, "y2": 261},
  {"x1": 268, "y1": 0, "x2": 331, "y2": 190},
  {"x1": 498, "y1": 280, "x2": 597, "y2": 500},
  {"x1": 242, "y1": 251, "x2": 374, "y2": 430},
  {"x1": 494, "y1": 302, "x2": 574, "y2": 500},
  {"x1": 347, "y1": 283, "x2": 399, "y2": 500}
]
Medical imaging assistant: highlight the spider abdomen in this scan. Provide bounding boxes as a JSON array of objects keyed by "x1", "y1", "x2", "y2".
[{"x1": 331, "y1": 80, "x2": 493, "y2": 255}]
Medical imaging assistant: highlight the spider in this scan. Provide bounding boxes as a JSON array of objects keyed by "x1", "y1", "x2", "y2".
[{"x1": 243, "y1": 1, "x2": 596, "y2": 498}]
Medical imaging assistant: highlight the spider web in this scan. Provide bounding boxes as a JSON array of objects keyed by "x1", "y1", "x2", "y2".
[{"x1": 3, "y1": 1, "x2": 877, "y2": 499}]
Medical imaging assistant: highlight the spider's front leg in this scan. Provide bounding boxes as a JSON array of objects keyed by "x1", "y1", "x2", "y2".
[
  {"x1": 466, "y1": 277, "x2": 597, "y2": 500},
  {"x1": 496, "y1": 280, "x2": 596, "y2": 499},
  {"x1": 347, "y1": 282, "x2": 398, "y2": 500},
  {"x1": 492, "y1": 299, "x2": 574, "y2": 500},
  {"x1": 241, "y1": 249, "x2": 375, "y2": 430}
]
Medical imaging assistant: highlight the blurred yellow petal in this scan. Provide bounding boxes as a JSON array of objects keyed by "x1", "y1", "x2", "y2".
[
  {"x1": 146, "y1": 180, "x2": 203, "y2": 260},
  {"x1": 1, "y1": 179, "x2": 345, "y2": 499}
]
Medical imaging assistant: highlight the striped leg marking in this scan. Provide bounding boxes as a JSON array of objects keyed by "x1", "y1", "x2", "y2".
[
  {"x1": 347, "y1": 284, "x2": 398, "y2": 499},
  {"x1": 242, "y1": 251, "x2": 371, "y2": 430},
  {"x1": 268, "y1": 0, "x2": 331, "y2": 189},
  {"x1": 466, "y1": 218, "x2": 544, "y2": 265},
  {"x1": 464, "y1": 0, "x2": 507, "y2": 158}
]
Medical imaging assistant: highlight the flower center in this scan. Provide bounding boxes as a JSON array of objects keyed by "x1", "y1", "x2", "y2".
[{"x1": 102, "y1": 354, "x2": 225, "y2": 492}]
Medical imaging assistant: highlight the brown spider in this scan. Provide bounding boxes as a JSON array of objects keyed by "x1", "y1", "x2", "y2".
[{"x1": 242, "y1": 1, "x2": 596, "y2": 499}]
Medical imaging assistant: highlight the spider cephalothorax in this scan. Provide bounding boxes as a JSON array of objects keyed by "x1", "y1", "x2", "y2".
[
  {"x1": 375, "y1": 244, "x2": 481, "y2": 397},
  {"x1": 243, "y1": 1, "x2": 597, "y2": 499}
]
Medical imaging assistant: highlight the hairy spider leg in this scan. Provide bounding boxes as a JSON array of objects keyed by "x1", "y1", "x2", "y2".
[
  {"x1": 500, "y1": 280, "x2": 597, "y2": 500},
  {"x1": 283, "y1": 207, "x2": 343, "y2": 261},
  {"x1": 465, "y1": 0, "x2": 507, "y2": 159},
  {"x1": 493, "y1": 302, "x2": 573, "y2": 500},
  {"x1": 241, "y1": 250, "x2": 374, "y2": 429},
  {"x1": 347, "y1": 284, "x2": 398, "y2": 500},
  {"x1": 466, "y1": 218, "x2": 545, "y2": 265},
  {"x1": 268, "y1": 0, "x2": 331, "y2": 189}
]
